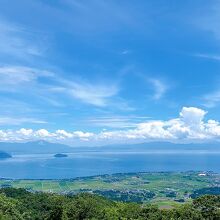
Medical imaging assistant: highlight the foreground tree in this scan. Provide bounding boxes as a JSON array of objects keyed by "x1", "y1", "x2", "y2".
[
  {"x1": 0, "y1": 193, "x2": 23, "y2": 220},
  {"x1": 193, "y1": 195, "x2": 220, "y2": 220},
  {"x1": 0, "y1": 188, "x2": 220, "y2": 219}
]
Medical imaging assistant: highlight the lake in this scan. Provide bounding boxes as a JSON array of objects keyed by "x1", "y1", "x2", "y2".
[{"x1": 0, "y1": 150, "x2": 220, "y2": 179}]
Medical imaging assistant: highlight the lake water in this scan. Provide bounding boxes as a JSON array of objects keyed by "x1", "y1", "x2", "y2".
[{"x1": 0, "y1": 151, "x2": 220, "y2": 179}]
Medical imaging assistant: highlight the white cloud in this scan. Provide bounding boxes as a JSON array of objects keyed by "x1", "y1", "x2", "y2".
[
  {"x1": 95, "y1": 107, "x2": 216, "y2": 142},
  {"x1": 1, "y1": 107, "x2": 220, "y2": 145},
  {"x1": 73, "y1": 131, "x2": 94, "y2": 140},
  {"x1": 180, "y1": 107, "x2": 206, "y2": 126},
  {"x1": 17, "y1": 128, "x2": 33, "y2": 136},
  {"x1": 35, "y1": 129, "x2": 52, "y2": 138},
  {"x1": 0, "y1": 129, "x2": 95, "y2": 143},
  {"x1": 56, "y1": 130, "x2": 73, "y2": 138}
]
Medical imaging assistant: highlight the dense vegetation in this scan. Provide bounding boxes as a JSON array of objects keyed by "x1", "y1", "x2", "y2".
[{"x1": 0, "y1": 188, "x2": 219, "y2": 219}]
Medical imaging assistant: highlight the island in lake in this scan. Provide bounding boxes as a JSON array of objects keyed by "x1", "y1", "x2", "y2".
[
  {"x1": 0, "y1": 151, "x2": 12, "y2": 159},
  {"x1": 54, "y1": 153, "x2": 68, "y2": 158}
]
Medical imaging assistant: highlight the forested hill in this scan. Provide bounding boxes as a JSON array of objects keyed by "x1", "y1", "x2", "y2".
[{"x1": 0, "y1": 188, "x2": 219, "y2": 219}]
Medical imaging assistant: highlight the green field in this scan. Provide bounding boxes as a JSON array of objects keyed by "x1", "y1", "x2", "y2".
[{"x1": 0, "y1": 171, "x2": 219, "y2": 206}]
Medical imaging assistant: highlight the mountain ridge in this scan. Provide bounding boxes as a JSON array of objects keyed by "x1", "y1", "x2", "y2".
[
  {"x1": 0, "y1": 140, "x2": 219, "y2": 155},
  {"x1": 0, "y1": 140, "x2": 72, "y2": 154}
]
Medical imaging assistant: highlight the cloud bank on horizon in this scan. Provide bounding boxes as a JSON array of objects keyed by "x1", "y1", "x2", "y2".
[
  {"x1": 1, "y1": 107, "x2": 220, "y2": 145},
  {"x1": 0, "y1": 1, "x2": 220, "y2": 145}
]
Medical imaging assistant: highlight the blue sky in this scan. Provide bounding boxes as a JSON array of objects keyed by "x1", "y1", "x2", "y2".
[{"x1": 1, "y1": 0, "x2": 220, "y2": 145}]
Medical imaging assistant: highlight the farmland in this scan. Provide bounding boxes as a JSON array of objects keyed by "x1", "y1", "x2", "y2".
[{"x1": 0, "y1": 171, "x2": 219, "y2": 206}]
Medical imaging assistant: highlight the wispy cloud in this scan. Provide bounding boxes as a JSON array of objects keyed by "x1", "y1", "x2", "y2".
[
  {"x1": 62, "y1": 0, "x2": 140, "y2": 34},
  {"x1": 149, "y1": 78, "x2": 168, "y2": 100},
  {"x1": 0, "y1": 64, "x2": 121, "y2": 108},
  {"x1": 85, "y1": 116, "x2": 150, "y2": 129},
  {"x1": 0, "y1": 65, "x2": 54, "y2": 95},
  {"x1": 203, "y1": 89, "x2": 220, "y2": 108},
  {"x1": 68, "y1": 81, "x2": 119, "y2": 107},
  {"x1": 49, "y1": 78, "x2": 120, "y2": 107},
  {"x1": 0, "y1": 20, "x2": 47, "y2": 59},
  {"x1": 0, "y1": 65, "x2": 52, "y2": 84},
  {"x1": 193, "y1": 1, "x2": 220, "y2": 40},
  {"x1": 0, "y1": 117, "x2": 47, "y2": 126},
  {"x1": 121, "y1": 50, "x2": 131, "y2": 55},
  {"x1": 194, "y1": 53, "x2": 220, "y2": 61}
]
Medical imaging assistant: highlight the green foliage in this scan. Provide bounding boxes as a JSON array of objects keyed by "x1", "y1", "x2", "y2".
[
  {"x1": 193, "y1": 195, "x2": 220, "y2": 219},
  {"x1": 190, "y1": 187, "x2": 220, "y2": 199},
  {"x1": 63, "y1": 193, "x2": 114, "y2": 219},
  {"x1": 0, "y1": 193, "x2": 23, "y2": 220},
  {"x1": 0, "y1": 188, "x2": 219, "y2": 219},
  {"x1": 163, "y1": 204, "x2": 203, "y2": 220},
  {"x1": 0, "y1": 188, "x2": 67, "y2": 220}
]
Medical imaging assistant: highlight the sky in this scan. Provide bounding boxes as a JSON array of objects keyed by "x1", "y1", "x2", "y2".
[{"x1": 1, "y1": 0, "x2": 220, "y2": 146}]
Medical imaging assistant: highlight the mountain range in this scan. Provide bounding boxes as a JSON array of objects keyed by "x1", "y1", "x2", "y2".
[
  {"x1": 0, "y1": 140, "x2": 219, "y2": 155},
  {"x1": 0, "y1": 140, "x2": 72, "y2": 154}
]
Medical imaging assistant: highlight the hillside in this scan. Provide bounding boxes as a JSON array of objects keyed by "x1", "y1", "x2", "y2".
[{"x1": 0, "y1": 187, "x2": 219, "y2": 219}]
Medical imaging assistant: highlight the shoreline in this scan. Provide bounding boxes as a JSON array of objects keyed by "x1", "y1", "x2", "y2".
[{"x1": 0, "y1": 170, "x2": 216, "y2": 181}]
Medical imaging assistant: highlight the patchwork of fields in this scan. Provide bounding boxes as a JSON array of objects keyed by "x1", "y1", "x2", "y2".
[{"x1": 0, "y1": 171, "x2": 219, "y2": 206}]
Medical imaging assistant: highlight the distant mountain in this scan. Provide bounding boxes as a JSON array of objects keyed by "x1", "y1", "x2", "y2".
[
  {"x1": 81, "y1": 141, "x2": 220, "y2": 152},
  {"x1": 0, "y1": 140, "x2": 72, "y2": 154},
  {"x1": 0, "y1": 140, "x2": 219, "y2": 155}
]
